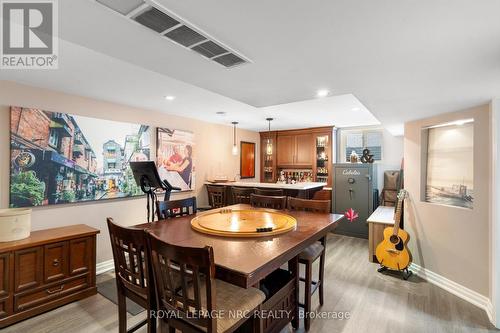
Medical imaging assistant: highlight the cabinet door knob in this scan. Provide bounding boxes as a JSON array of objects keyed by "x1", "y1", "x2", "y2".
[{"x1": 52, "y1": 259, "x2": 60, "y2": 267}]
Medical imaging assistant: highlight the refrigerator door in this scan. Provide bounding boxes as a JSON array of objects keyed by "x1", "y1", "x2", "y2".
[{"x1": 332, "y1": 164, "x2": 373, "y2": 238}]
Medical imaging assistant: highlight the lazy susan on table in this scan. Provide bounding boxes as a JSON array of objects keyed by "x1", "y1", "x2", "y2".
[{"x1": 191, "y1": 208, "x2": 297, "y2": 237}]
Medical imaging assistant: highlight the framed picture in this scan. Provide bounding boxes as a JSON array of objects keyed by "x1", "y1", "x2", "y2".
[
  {"x1": 240, "y1": 141, "x2": 255, "y2": 179},
  {"x1": 9, "y1": 106, "x2": 151, "y2": 207},
  {"x1": 422, "y1": 120, "x2": 474, "y2": 209},
  {"x1": 156, "y1": 128, "x2": 195, "y2": 191}
]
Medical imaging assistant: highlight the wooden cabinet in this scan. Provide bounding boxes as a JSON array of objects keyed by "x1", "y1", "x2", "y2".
[
  {"x1": 276, "y1": 133, "x2": 314, "y2": 167},
  {"x1": 295, "y1": 133, "x2": 314, "y2": 165},
  {"x1": 0, "y1": 225, "x2": 99, "y2": 328},
  {"x1": 277, "y1": 135, "x2": 295, "y2": 166},
  {"x1": 261, "y1": 127, "x2": 333, "y2": 184}
]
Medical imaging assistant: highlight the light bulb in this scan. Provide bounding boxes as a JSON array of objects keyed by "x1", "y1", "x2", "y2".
[
  {"x1": 266, "y1": 142, "x2": 273, "y2": 155},
  {"x1": 232, "y1": 144, "x2": 238, "y2": 156}
]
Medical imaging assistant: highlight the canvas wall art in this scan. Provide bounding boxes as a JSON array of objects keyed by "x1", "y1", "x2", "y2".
[
  {"x1": 10, "y1": 106, "x2": 151, "y2": 207},
  {"x1": 240, "y1": 141, "x2": 255, "y2": 179},
  {"x1": 424, "y1": 121, "x2": 474, "y2": 209},
  {"x1": 156, "y1": 128, "x2": 195, "y2": 191}
]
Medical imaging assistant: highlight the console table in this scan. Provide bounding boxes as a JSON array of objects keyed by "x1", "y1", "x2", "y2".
[
  {"x1": 0, "y1": 224, "x2": 99, "y2": 328},
  {"x1": 367, "y1": 206, "x2": 395, "y2": 263}
]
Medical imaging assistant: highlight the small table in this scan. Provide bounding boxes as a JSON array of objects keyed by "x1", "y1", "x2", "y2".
[{"x1": 367, "y1": 206, "x2": 395, "y2": 263}]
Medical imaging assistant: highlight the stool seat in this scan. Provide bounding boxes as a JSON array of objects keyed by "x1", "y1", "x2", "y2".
[
  {"x1": 186, "y1": 279, "x2": 266, "y2": 332},
  {"x1": 299, "y1": 242, "x2": 325, "y2": 262}
]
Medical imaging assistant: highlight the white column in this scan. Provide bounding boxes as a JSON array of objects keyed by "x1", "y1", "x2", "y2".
[{"x1": 492, "y1": 99, "x2": 500, "y2": 327}]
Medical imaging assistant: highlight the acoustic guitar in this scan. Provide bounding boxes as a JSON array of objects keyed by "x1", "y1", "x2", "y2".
[{"x1": 375, "y1": 189, "x2": 412, "y2": 277}]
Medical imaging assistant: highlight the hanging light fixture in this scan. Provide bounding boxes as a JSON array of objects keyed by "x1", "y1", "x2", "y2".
[
  {"x1": 231, "y1": 121, "x2": 239, "y2": 155},
  {"x1": 266, "y1": 118, "x2": 273, "y2": 155}
]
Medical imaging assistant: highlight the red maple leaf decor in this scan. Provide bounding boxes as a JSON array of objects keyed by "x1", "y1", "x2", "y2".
[{"x1": 344, "y1": 208, "x2": 359, "y2": 222}]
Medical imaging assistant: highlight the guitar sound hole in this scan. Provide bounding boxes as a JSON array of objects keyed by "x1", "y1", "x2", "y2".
[{"x1": 389, "y1": 235, "x2": 400, "y2": 244}]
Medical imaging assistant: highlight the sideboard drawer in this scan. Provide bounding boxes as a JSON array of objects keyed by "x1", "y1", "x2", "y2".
[
  {"x1": 44, "y1": 241, "x2": 69, "y2": 283},
  {"x1": 14, "y1": 274, "x2": 89, "y2": 312},
  {"x1": 14, "y1": 247, "x2": 43, "y2": 293}
]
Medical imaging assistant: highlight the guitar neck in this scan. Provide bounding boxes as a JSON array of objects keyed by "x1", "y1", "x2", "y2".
[{"x1": 392, "y1": 195, "x2": 404, "y2": 235}]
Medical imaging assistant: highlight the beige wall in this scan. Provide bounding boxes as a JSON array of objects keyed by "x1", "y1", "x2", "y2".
[
  {"x1": 404, "y1": 105, "x2": 491, "y2": 296},
  {"x1": 0, "y1": 81, "x2": 260, "y2": 264}
]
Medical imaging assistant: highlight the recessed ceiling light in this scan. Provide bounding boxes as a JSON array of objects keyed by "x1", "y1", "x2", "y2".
[
  {"x1": 316, "y1": 89, "x2": 330, "y2": 98},
  {"x1": 216, "y1": 111, "x2": 227, "y2": 116},
  {"x1": 351, "y1": 107, "x2": 361, "y2": 111},
  {"x1": 164, "y1": 95, "x2": 175, "y2": 101}
]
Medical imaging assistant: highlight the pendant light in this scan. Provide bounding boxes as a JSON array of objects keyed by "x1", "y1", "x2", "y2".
[
  {"x1": 266, "y1": 118, "x2": 273, "y2": 155},
  {"x1": 231, "y1": 121, "x2": 238, "y2": 156}
]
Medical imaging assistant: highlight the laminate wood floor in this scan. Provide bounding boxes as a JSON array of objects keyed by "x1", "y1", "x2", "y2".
[{"x1": 2, "y1": 235, "x2": 496, "y2": 333}]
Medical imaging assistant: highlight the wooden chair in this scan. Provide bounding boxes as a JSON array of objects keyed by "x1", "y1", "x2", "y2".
[
  {"x1": 287, "y1": 197, "x2": 331, "y2": 331},
  {"x1": 107, "y1": 218, "x2": 157, "y2": 333},
  {"x1": 146, "y1": 232, "x2": 265, "y2": 333},
  {"x1": 231, "y1": 186, "x2": 254, "y2": 204},
  {"x1": 254, "y1": 188, "x2": 284, "y2": 196},
  {"x1": 250, "y1": 194, "x2": 287, "y2": 210},
  {"x1": 207, "y1": 185, "x2": 227, "y2": 208},
  {"x1": 156, "y1": 197, "x2": 197, "y2": 220}
]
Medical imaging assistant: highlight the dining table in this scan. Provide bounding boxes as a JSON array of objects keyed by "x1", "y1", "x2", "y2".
[{"x1": 134, "y1": 203, "x2": 344, "y2": 331}]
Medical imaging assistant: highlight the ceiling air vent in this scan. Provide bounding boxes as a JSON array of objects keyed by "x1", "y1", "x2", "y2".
[
  {"x1": 94, "y1": 0, "x2": 251, "y2": 68},
  {"x1": 134, "y1": 7, "x2": 179, "y2": 33},
  {"x1": 213, "y1": 53, "x2": 246, "y2": 68},
  {"x1": 165, "y1": 25, "x2": 206, "y2": 47},
  {"x1": 191, "y1": 41, "x2": 228, "y2": 58}
]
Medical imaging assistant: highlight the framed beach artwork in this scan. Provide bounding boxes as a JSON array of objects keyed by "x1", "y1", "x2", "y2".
[
  {"x1": 156, "y1": 128, "x2": 195, "y2": 191},
  {"x1": 422, "y1": 120, "x2": 474, "y2": 209},
  {"x1": 240, "y1": 141, "x2": 255, "y2": 179},
  {"x1": 9, "y1": 106, "x2": 151, "y2": 207}
]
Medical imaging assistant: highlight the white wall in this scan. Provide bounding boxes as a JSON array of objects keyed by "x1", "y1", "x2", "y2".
[
  {"x1": 491, "y1": 99, "x2": 500, "y2": 326},
  {"x1": 404, "y1": 105, "x2": 491, "y2": 297},
  {"x1": 0, "y1": 81, "x2": 260, "y2": 265}
]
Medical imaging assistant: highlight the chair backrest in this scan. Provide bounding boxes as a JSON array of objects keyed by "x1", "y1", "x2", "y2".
[
  {"x1": 231, "y1": 186, "x2": 254, "y2": 204},
  {"x1": 250, "y1": 194, "x2": 287, "y2": 210},
  {"x1": 207, "y1": 185, "x2": 226, "y2": 208},
  {"x1": 106, "y1": 218, "x2": 153, "y2": 302},
  {"x1": 147, "y1": 232, "x2": 217, "y2": 333},
  {"x1": 156, "y1": 197, "x2": 197, "y2": 220},
  {"x1": 287, "y1": 197, "x2": 331, "y2": 213},
  {"x1": 255, "y1": 188, "x2": 284, "y2": 196}
]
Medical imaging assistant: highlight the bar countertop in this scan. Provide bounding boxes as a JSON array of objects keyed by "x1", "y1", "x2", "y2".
[{"x1": 204, "y1": 181, "x2": 327, "y2": 190}]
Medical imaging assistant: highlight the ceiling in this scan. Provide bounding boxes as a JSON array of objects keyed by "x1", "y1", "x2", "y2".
[{"x1": 2, "y1": 0, "x2": 500, "y2": 135}]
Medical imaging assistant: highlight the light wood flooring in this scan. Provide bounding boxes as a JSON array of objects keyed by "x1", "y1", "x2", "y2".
[{"x1": 2, "y1": 235, "x2": 496, "y2": 333}]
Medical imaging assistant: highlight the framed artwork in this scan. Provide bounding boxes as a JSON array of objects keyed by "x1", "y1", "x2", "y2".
[
  {"x1": 156, "y1": 128, "x2": 195, "y2": 191},
  {"x1": 9, "y1": 106, "x2": 151, "y2": 207},
  {"x1": 240, "y1": 141, "x2": 255, "y2": 179},
  {"x1": 422, "y1": 120, "x2": 474, "y2": 209}
]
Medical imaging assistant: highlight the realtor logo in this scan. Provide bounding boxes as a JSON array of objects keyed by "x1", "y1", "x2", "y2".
[{"x1": 1, "y1": 0, "x2": 58, "y2": 69}]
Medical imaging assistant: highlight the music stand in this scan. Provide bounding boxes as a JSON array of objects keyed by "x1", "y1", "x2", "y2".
[{"x1": 130, "y1": 161, "x2": 181, "y2": 222}]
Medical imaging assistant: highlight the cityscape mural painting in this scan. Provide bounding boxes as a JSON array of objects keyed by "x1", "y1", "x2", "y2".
[
  {"x1": 156, "y1": 128, "x2": 195, "y2": 191},
  {"x1": 9, "y1": 107, "x2": 151, "y2": 207},
  {"x1": 424, "y1": 121, "x2": 474, "y2": 209}
]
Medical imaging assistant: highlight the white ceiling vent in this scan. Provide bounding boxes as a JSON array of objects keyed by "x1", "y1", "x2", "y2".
[{"x1": 94, "y1": 0, "x2": 250, "y2": 68}]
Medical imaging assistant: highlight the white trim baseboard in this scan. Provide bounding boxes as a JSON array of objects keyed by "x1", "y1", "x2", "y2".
[
  {"x1": 410, "y1": 263, "x2": 493, "y2": 322},
  {"x1": 96, "y1": 259, "x2": 114, "y2": 275}
]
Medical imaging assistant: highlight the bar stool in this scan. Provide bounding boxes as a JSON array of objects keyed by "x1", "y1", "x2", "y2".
[
  {"x1": 287, "y1": 197, "x2": 331, "y2": 331},
  {"x1": 206, "y1": 185, "x2": 227, "y2": 208}
]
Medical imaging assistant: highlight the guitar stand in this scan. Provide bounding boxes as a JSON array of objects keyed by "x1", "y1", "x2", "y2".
[{"x1": 377, "y1": 265, "x2": 413, "y2": 280}]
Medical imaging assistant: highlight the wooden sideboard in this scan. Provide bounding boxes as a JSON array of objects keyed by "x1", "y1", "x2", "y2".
[{"x1": 0, "y1": 224, "x2": 99, "y2": 328}]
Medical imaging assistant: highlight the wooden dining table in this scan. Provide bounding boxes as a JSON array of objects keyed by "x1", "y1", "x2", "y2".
[{"x1": 134, "y1": 203, "x2": 344, "y2": 330}]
